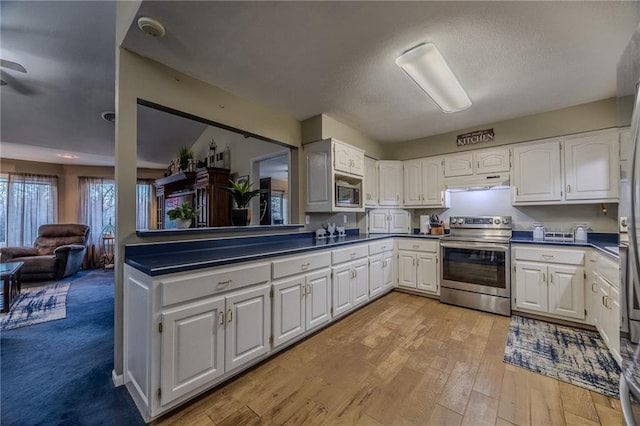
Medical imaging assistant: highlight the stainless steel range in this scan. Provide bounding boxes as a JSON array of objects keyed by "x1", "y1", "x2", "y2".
[{"x1": 440, "y1": 215, "x2": 512, "y2": 316}]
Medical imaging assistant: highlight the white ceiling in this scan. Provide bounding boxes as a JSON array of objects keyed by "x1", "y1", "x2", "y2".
[{"x1": 1, "y1": 1, "x2": 639, "y2": 166}]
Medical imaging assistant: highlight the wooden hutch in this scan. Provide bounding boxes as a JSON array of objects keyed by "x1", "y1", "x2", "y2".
[{"x1": 155, "y1": 168, "x2": 231, "y2": 229}]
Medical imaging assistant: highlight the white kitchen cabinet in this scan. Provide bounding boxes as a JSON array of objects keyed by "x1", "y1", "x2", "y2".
[
  {"x1": 305, "y1": 138, "x2": 365, "y2": 213},
  {"x1": 443, "y1": 147, "x2": 510, "y2": 178},
  {"x1": 332, "y1": 245, "x2": 369, "y2": 318},
  {"x1": 368, "y1": 209, "x2": 410, "y2": 234},
  {"x1": 512, "y1": 245, "x2": 585, "y2": 321},
  {"x1": 369, "y1": 239, "x2": 396, "y2": 298},
  {"x1": 160, "y1": 297, "x2": 226, "y2": 405},
  {"x1": 403, "y1": 157, "x2": 448, "y2": 208},
  {"x1": 564, "y1": 131, "x2": 619, "y2": 201},
  {"x1": 591, "y1": 250, "x2": 621, "y2": 364},
  {"x1": 368, "y1": 254, "x2": 384, "y2": 298},
  {"x1": 620, "y1": 127, "x2": 632, "y2": 162},
  {"x1": 512, "y1": 139, "x2": 563, "y2": 203},
  {"x1": 364, "y1": 156, "x2": 378, "y2": 207},
  {"x1": 396, "y1": 238, "x2": 439, "y2": 296},
  {"x1": 378, "y1": 161, "x2": 403, "y2": 206},
  {"x1": 272, "y1": 268, "x2": 331, "y2": 348}
]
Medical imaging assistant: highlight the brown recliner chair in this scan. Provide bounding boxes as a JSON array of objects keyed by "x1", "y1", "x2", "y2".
[{"x1": 0, "y1": 224, "x2": 90, "y2": 281}]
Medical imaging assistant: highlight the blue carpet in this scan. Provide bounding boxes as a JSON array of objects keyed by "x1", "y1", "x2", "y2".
[
  {"x1": 503, "y1": 315, "x2": 620, "y2": 398},
  {"x1": 1, "y1": 269, "x2": 145, "y2": 425}
]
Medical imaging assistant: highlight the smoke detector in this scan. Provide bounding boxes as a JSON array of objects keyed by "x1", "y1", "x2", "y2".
[
  {"x1": 101, "y1": 111, "x2": 116, "y2": 123},
  {"x1": 137, "y1": 16, "x2": 166, "y2": 38}
]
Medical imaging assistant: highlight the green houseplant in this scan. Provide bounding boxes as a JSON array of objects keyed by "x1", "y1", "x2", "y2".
[
  {"x1": 166, "y1": 201, "x2": 199, "y2": 229},
  {"x1": 223, "y1": 179, "x2": 261, "y2": 226},
  {"x1": 176, "y1": 146, "x2": 194, "y2": 172}
]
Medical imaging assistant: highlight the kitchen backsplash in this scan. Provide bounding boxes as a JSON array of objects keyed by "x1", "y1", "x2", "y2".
[{"x1": 411, "y1": 187, "x2": 618, "y2": 233}]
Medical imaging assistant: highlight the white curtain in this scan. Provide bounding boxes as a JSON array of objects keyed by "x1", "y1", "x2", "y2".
[
  {"x1": 136, "y1": 180, "x2": 156, "y2": 230},
  {"x1": 78, "y1": 177, "x2": 109, "y2": 267},
  {"x1": 6, "y1": 173, "x2": 58, "y2": 246}
]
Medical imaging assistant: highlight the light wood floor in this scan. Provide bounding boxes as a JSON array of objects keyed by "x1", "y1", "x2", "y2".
[{"x1": 153, "y1": 291, "x2": 628, "y2": 426}]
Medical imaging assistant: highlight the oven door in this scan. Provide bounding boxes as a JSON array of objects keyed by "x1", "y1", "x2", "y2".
[{"x1": 440, "y1": 240, "x2": 510, "y2": 298}]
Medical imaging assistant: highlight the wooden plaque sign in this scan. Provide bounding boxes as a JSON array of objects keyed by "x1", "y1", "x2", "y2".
[{"x1": 456, "y1": 128, "x2": 495, "y2": 146}]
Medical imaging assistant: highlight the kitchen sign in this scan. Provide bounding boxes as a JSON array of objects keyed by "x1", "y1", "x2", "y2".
[{"x1": 456, "y1": 128, "x2": 495, "y2": 146}]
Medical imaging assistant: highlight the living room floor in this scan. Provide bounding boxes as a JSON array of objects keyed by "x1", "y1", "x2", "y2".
[{"x1": 152, "y1": 292, "x2": 631, "y2": 425}]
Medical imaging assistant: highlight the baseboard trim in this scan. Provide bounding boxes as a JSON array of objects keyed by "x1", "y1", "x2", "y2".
[{"x1": 112, "y1": 369, "x2": 124, "y2": 387}]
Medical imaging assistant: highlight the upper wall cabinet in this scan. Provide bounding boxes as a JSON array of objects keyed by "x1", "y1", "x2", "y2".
[
  {"x1": 619, "y1": 127, "x2": 632, "y2": 162},
  {"x1": 364, "y1": 157, "x2": 378, "y2": 207},
  {"x1": 378, "y1": 161, "x2": 403, "y2": 207},
  {"x1": 563, "y1": 131, "x2": 619, "y2": 201},
  {"x1": 333, "y1": 140, "x2": 364, "y2": 177},
  {"x1": 403, "y1": 157, "x2": 449, "y2": 208},
  {"x1": 443, "y1": 147, "x2": 510, "y2": 177},
  {"x1": 512, "y1": 129, "x2": 619, "y2": 205},
  {"x1": 305, "y1": 138, "x2": 365, "y2": 213}
]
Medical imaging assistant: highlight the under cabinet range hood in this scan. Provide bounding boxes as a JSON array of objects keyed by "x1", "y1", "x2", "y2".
[{"x1": 444, "y1": 173, "x2": 510, "y2": 191}]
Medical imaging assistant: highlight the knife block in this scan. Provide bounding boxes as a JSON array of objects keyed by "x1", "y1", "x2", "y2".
[{"x1": 430, "y1": 226, "x2": 444, "y2": 235}]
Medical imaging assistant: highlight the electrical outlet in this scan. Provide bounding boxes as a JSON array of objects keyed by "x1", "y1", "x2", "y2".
[
  {"x1": 343, "y1": 215, "x2": 348, "y2": 224},
  {"x1": 305, "y1": 215, "x2": 310, "y2": 225}
]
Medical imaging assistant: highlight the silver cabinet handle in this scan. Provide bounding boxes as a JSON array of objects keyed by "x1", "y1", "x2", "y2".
[
  {"x1": 219, "y1": 311, "x2": 225, "y2": 325},
  {"x1": 412, "y1": 245, "x2": 420, "y2": 249},
  {"x1": 592, "y1": 283, "x2": 598, "y2": 293},
  {"x1": 306, "y1": 284, "x2": 312, "y2": 295},
  {"x1": 550, "y1": 274, "x2": 553, "y2": 284},
  {"x1": 350, "y1": 252, "x2": 357, "y2": 258},
  {"x1": 541, "y1": 255, "x2": 554, "y2": 260},
  {"x1": 218, "y1": 279, "x2": 233, "y2": 286},
  {"x1": 301, "y1": 262, "x2": 311, "y2": 270},
  {"x1": 567, "y1": 184, "x2": 571, "y2": 193},
  {"x1": 227, "y1": 309, "x2": 233, "y2": 323},
  {"x1": 542, "y1": 273, "x2": 546, "y2": 283}
]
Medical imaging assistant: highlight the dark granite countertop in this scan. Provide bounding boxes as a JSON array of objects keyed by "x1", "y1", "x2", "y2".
[{"x1": 510, "y1": 231, "x2": 619, "y2": 259}]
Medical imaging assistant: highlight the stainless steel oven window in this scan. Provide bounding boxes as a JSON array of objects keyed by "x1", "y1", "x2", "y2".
[{"x1": 441, "y1": 243, "x2": 509, "y2": 290}]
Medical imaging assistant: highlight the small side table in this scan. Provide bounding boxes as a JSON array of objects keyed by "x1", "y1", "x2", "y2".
[{"x1": 0, "y1": 262, "x2": 23, "y2": 313}]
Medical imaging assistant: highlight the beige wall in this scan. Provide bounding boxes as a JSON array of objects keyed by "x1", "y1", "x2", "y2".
[
  {"x1": 384, "y1": 98, "x2": 618, "y2": 160},
  {"x1": 0, "y1": 158, "x2": 162, "y2": 223}
]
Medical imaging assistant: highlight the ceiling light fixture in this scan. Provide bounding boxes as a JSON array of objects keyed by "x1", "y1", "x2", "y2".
[
  {"x1": 396, "y1": 43, "x2": 472, "y2": 113},
  {"x1": 137, "y1": 16, "x2": 166, "y2": 38},
  {"x1": 56, "y1": 153, "x2": 78, "y2": 159}
]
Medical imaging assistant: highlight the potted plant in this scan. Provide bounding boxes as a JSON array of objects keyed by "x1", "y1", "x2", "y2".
[
  {"x1": 176, "y1": 146, "x2": 194, "y2": 172},
  {"x1": 224, "y1": 179, "x2": 261, "y2": 226},
  {"x1": 166, "y1": 201, "x2": 199, "y2": 229}
]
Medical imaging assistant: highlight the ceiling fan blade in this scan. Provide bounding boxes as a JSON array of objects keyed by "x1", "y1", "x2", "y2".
[{"x1": 0, "y1": 59, "x2": 26, "y2": 73}]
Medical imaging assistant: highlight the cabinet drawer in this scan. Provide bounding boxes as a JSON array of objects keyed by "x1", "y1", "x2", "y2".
[
  {"x1": 332, "y1": 244, "x2": 369, "y2": 264},
  {"x1": 160, "y1": 262, "x2": 270, "y2": 307},
  {"x1": 514, "y1": 246, "x2": 585, "y2": 265},
  {"x1": 369, "y1": 239, "x2": 394, "y2": 255},
  {"x1": 397, "y1": 239, "x2": 438, "y2": 253},
  {"x1": 271, "y1": 251, "x2": 332, "y2": 280},
  {"x1": 595, "y1": 252, "x2": 620, "y2": 288}
]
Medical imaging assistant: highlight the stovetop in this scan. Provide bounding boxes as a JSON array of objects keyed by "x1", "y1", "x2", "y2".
[{"x1": 446, "y1": 215, "x2": 513, "y2": 243}]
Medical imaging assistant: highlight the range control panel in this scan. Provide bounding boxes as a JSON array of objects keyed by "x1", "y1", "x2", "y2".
[{"x1": 449, "y1": 216, "x2": 512, "y2": 229}]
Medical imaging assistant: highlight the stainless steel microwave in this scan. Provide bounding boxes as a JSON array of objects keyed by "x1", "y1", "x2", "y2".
[{"x1": 335, "y1": 181, "x2": 361, "y2": 207}]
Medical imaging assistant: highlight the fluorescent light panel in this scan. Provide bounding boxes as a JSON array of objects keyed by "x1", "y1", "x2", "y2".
[{"x1": 396, "y1": 43, "x2": 471, "y2": 113}]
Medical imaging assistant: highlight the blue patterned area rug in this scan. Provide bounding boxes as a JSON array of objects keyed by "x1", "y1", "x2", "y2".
[
  {"x1": 503, "y1": 315, "x2": 620, "y2": 397},
  {"x1": 1, "y1": 282, "x2": 70, "y2": 331}
]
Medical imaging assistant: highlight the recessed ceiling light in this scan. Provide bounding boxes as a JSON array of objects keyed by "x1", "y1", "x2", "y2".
[
  {"x1": 56, "y1": 153, "x2": 78, "y2": 159},
  {"x1": 137, "y1": 16, "x2": 166, "y2": 38},
  {"x1": 101, "y1": 111, "x2": 116, "y2": 123}
]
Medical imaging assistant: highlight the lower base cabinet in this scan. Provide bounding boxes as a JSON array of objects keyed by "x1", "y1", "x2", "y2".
[
  {"x1": 272, "y1": 268, "x2": 331, "y2": 348},
  {"x1": 396, "y1": 239, "x2": 439, "y2": 295},
  {"x1": 369, "y1": 251, "x2": 394, "y2": 297},
  {"x1": 332, "y1": 258, "x2": 369, "y2": 317}
]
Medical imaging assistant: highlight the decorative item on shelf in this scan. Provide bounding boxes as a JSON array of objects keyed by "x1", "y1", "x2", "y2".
[
  {"x1": 324, "y1": 222, "x2": 336, "y2": 238},
  {"x1": 533, "y1": 223, "x2": 545, "y2": 240},
  {"x1": 176, "y1": 146, "x2": 194, "y2": 172},
  {"x1": 166, "y1": 201, "x2": 200, "y2": 229},
  {"x1": 223, "y1": 178, "x2": 260, "y2": 226},
  {"x1": 101, "y1": 218, "x2": 115, "y2": 270},
  {"x1": 336, "y1": 226, "x2": 346, "y2": 238},
  {"x1": 574, "y1": 224, "x2": 588, "y2": 243},
  {"x1": 315, "y1": 228, "x2": 327, "y2": 239},
  {"x1": 208, "y1": 139, "x2": 217, "y2": 167},
  {"x1": 187, "y1": 158, "x2": 197, "y2": 172}
]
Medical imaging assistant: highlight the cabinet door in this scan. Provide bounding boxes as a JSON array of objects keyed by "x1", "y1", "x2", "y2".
[
  {"x1": 369, "y1": 254, "x2": 384, "y2": 298},
  {"x1": 421, "y1": 158, "x2": 445, "y2": 206},
  {"x1": 161, "y1": 297, "x2": 225, "y2": 405},
  {"x1": 382, "y1": 251, "x2": 395, "y2": 290},
  {"x1": 306, "y1": 150, "x2": 331, "y2": 211},
  {"x1": 369, "y1": 209, "x2": 389, "y2": 234},
  {"x1": 378, "y1": 161, "x2": 402, "y2": 206},
  {"x1": 564, "y1": 132, "x2": 619, "y2": 200},
  {"x1": 305, "y1": 268, "x2": 331, "y2": 332},
  {"x1": 596, "y1": 273, "x2": 611, "y2": 346},
  {"x1": 403, "y1": 159, "x2": 422, "y2": 206},
  {"x1": 444, "y1": 152, "x2": 473, "y2": 177},
  {"x1": 272, "y1": 277, "x2": 305, "y2": 348},
  {"x1": 350, "y1": 149, "x2": 365, "y2": 177},
  {"x1": 476, "y1": 147, "x2": 510, "y2": 174},
  {"x1": 416, "y1": 252, "x2": 438, "y2": 294},
  {"x1": 333, "y1": 142, "x2": 353, "y2": 175},
  {"x1": 388, "y1": 210, "x2": 409, "y2": 234},
  {"x1": 512, "y1": 140, "x2": 562, "y2": 203},
  {"x1": 224, "y1": 285, "x2": 271, "y2": 372},
  {"x1": 398, "y1": 251, "x2": 417, "y2": 289},
  {"x1": 608, "y1": 283, "x2": 621, "y2": 363},
  {"x1": 352, "y1": 259, "x2": 369, "y2": 306},
  {"x1": 364, "y1": 157, "x2": 378, "y2": 207},
  {"x1": 548, "y1": 265, "x2": 585, "y2": 320},
  {"x1": 514, "y1": 261, "x2": 548, "y2": 313},
  {"x1": 332, "y1": 264, "x2": 353, "y2": 316}
]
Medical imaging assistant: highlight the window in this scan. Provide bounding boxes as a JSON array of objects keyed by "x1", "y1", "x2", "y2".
[{"x1": 1, "y1": 173, "x2": 58, "y2": 247}]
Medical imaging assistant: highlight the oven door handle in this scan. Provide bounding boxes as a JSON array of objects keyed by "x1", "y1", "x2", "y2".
[{"x1": 440, "y1": 241, "x2": 510, "y2": 252}]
